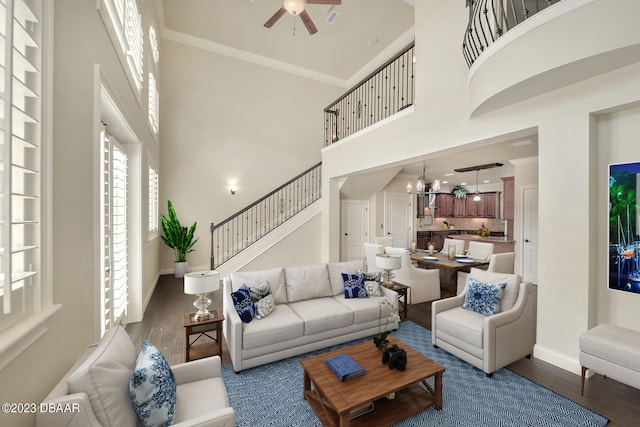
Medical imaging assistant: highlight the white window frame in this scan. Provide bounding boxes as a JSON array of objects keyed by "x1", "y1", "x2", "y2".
[
  {"x1": 148, "y1": 162, "x2": 159, "y2": 239},
  {"x1": 0, "y1": 0, "x2": 59, "y2": 371},
  {"x1": 100, "y1": 130, "x2": 129, "y2": 336},
  {"x1": 148, "y1": 71, "x2": 159, "y2": 135},
  {"x1": 97, "y1": 0, "x2": 144, "y2": 101}
]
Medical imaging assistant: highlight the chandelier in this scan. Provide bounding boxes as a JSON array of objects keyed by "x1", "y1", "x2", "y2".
[{"x1": 406, "y1": 161, "x2": 440, "y2": 195}]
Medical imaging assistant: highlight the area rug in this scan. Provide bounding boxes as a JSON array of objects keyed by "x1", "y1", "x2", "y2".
[{"x1": 221, "y1": 321, "x2": 608, "y2": 426}]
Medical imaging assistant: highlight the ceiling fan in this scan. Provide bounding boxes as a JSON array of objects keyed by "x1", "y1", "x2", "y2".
[{"x1": 264, "y1": 0, "x2": 342, "y2": 35}]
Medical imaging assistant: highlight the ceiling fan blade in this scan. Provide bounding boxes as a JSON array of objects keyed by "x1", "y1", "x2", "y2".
[
  {"x1": 306, "y1": 0, "x2": 342, "y2": 4},
  {"x1": 299, "y1": 10, "x2": 318, "y2": 35},
  {"x1": 264, "y1": 7, "x2": 287, "y2": 28}
]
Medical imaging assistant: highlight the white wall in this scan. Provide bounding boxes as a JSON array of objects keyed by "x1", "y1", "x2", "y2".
[
  {"x1": 159, "y1": 39, "x2": 342, "y2": 272},
  {"x1": 321, "y1": 0, "x2": 640, "y2": 375},
  {"x1": 0, "y1": 1, "x2": 162, "y2": 426}
]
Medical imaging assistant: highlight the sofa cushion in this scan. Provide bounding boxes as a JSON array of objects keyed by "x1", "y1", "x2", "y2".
[
  {"x1": 66, "y1": 326, "x2": 138, "y2": 427},
  {"x1": 129, "y1": 341, "x2": 176, "y2": 426},
  {"x1": 289, "y1": 297, "x2": 354, "y2": 336},
  {"x1": 174, "y1": 378, "x2": 229, "y2": 424},
  {"x1": 462, "y1": 280, "x2": 507, "y2": 315},
  {"x1": 231, "y1": 285, "x2": 255, "y2": 323},
  {"x1": 285, "y1": 264, "x2": 333, "y2": 303},
  {"x1": 248, "y1": 281, "x2": 270, "y2": 302},
  {"x1": 342, "y1": 272, "x2": 369, "y2": 299},
  {"x1": 242, "y1": 304, "x2": 304, "y2": 350},
  {"x1": 255, "y1": 294, "x2": 276, "y2": 319},
  {"x1": 436, "y1": 306, "x2": 485, "y2": 350},
  {"x1": 335, "y1": 295, "x2": 392, "y2": 324},
  {"x1": 468, "y1": 268, "x2": 521, "y2": 312},
  {"x1": 327, "y1": 260, "x2": 364, "y2": 296},
  {"x1": 232, "y1": 267, "x2": 287, "y2": 304}
]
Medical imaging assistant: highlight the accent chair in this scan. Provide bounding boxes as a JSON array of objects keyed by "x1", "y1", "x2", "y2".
[
  {"x1": 432, "y1": 268, "x2": 534, "y2": 377},
  {"x1": 488, "y1": 252, "x2": 516, "y2": 273},
  {"x1": 467, "y1": 241, "x2": 494, "y2": 260},
  {"x1": 385, "y1": 247, "x2": 441, "y2": 303}
]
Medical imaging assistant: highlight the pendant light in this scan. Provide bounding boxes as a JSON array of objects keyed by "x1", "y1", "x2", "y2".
[
  {"x1": 473, "y1": 169, "x2": 481, "y2": 202},
  {"x1": 406, "y1": 161, "x2": 439, "y2": 195}
]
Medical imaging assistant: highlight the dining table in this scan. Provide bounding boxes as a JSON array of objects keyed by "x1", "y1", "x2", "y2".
[{"x1": 410, "y1": 250, "x2": 489, "y2": 298}]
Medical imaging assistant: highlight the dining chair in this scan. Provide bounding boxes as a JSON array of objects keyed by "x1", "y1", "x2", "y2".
[
  {"x1": 441, "y1": 238, "x2": 465, "y2": 255},
  {"x1": 363, "y1": 242, "x2": 384, "y2": 272},
  {"x1": 375, "y1": 236, "x2": 393, "y2": 247},
  {"x1": 385, "y1": 247, "x2": 441, "y2": 303},
  {"x1": 467, "y1": 241, "x2": 494, "y2": 260},
  {"x1": 488, "y1": 252, "x2": 516, "y2": 273}
]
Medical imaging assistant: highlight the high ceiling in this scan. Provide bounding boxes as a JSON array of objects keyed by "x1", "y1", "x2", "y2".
[
  {"x1": 158, "y1": 0, "x2": 537, "y2": 188},
  {"x1": 159, "y1": 0, "x2": 416, "y2": 82}
]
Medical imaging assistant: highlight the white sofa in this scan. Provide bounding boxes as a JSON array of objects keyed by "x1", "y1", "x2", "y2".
[
  {"x1": 223, "y1": 260, "x2": 399, "y2": 372},
  {"x1": 36, "y1": 326, "x2": 235, "y2": 427}
]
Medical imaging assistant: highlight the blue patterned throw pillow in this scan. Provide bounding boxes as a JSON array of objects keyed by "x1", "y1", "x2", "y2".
[
  {"x1": 342, "y1": 272, "x2": 369, "y2": 299},
  {"x1": 129, "y1": 341, "x2": 176, "y2": 427},
  {"x1": 462, "y1": 279, "x2": 507, "y2": 315},
  {"x1": 231, "y1": 284, "x2": 255, "y2": 323}
]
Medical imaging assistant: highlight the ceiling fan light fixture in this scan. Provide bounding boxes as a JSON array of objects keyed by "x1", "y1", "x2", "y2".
[{"x1": 284, "y1": 0, "x2": 305, "y2": 15}]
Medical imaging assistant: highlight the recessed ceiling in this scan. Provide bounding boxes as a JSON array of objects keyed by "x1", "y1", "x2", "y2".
[{"x1": 159, "y1": 0, "x2": 415, "y2": 81}]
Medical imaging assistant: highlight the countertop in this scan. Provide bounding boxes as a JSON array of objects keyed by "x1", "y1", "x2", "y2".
[{"x1": 450, "y1": 234, "x2": 515, "y2": 243}]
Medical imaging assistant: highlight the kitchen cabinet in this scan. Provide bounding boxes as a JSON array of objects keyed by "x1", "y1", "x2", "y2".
[
  {"x1": 453, "y1": 197, "x2": 466, "y2": 217},
  {"x1": 416, "y1": 194, "x2": 426, "y2": 218},
  {"x1": 485, "y1": 192, "x2": 499, "y2": 218},
  {"x1": 434, "y1": 193, "x2": 454, "y2": 218},
  {"x1": 466, "y1": 195, "x2": 485, "y2": 217}
]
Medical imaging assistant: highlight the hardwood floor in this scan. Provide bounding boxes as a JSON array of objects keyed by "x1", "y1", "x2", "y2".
[{"x1": 127, "y1": 275, "x2": 640, "y2": 426}]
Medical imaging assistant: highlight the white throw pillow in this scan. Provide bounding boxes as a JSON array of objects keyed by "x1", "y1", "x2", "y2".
[
  {"x1": 66, "y1": 326, "x2": 138, "y2": 427},
  {"x1": 284, "y1": 264, "x2": 333, "y2": 302}
]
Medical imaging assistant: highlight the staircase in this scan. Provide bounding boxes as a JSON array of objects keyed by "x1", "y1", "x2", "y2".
[{"x1": 210, "y1": 162, "x2": 321, "y2": 274}]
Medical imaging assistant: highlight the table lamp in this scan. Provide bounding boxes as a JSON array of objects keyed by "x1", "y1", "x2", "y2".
[
  {"x1": 184, "y1": 271, "x2": 220, "y2": 321},
  {"x1": 375, "y1": 254, "x2": 401, "y2": 288}
]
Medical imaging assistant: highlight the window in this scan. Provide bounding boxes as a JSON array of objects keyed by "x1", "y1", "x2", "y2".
[
  {"x1": 98, "y1": 0, "x2": 144, "y2": 94},
  {"x1": 0, "y1": 0, "x2": 57, "y2": 369},
  {"x1": 148, "y1": 164, "x2": 159, "y2": 238},
  {"x1": 148, "y1": 72, "x2": 159, "y2": 135},
  {"x1": 100, "y1": 130, "x2": 128, "y2": 336},
  {"x1": 149, "y1": 25, "x2": 159, "y2": 64}
]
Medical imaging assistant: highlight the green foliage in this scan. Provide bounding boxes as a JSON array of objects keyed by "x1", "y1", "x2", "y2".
[
  {"x1": 609, "y1": 172, "x2": 637, "y2": 244},
  {"x1": 161, "y1": 200, "x2": 199, "y2": 262}
]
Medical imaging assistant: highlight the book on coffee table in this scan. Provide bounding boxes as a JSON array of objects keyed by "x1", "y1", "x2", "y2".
[{"x1": 324, "y1": 353, "x2": 366, "y2": 381}]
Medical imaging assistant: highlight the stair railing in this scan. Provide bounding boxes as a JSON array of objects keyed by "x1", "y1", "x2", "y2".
[{"x1": 210, "y1": 162, "x2": 322, "y2": 270}]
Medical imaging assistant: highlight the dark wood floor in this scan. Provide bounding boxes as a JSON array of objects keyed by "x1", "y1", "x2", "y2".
[{"x1": 127, "y1": 275, "x2": 640, "y2": 426}]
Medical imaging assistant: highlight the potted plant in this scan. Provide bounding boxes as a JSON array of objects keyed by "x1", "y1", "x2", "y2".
[{"x1": 161, "y1": 200, "x2": 199, "y2": 278}]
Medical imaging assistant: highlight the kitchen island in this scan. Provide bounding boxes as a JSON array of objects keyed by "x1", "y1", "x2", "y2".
[{"x1": 449, "y1": 234, "x2": 515, "y2": 254}]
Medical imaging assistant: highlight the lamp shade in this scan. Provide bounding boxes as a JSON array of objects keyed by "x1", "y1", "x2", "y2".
[
  {"x1": 375, "y1": 254, "x2": 401, "y2": 270},
  {"x1": 184, "y1": 271, "x2": 220, "y2": 295}
]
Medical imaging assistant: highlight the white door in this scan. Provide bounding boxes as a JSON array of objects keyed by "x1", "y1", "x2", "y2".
[
  {"x1": 522, "y1": 186, "x2": 539, "y2": 284},
  {"x1": 385, "y1": 193, "x2": 412, "y2": 248},
  {"x1": 341, "y1": 200, "x2": 369, "y2": 262}
]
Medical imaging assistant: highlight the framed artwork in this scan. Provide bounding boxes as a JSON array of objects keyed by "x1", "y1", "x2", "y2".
[{"x1": 609, "y1": 162, "x2": 640, "y2": 294}]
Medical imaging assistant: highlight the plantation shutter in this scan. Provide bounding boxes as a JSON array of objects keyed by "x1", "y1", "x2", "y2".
[
  {"x1": 101, "y1": 129, "x2": 128, "y2": 335},
  {"x1": 0, "y1": 0, "x2": 43, "y2": 331}
]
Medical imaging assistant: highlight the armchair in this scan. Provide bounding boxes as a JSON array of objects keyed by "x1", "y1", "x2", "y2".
[
  {"x1": 36, "y1": 326, "x2": 235, "y2": 427},
  {"x1": 385, "y1": 247, "x2": 441, "y2": 303},
  {"x1": 432, "y1": 268, "x2": 534, "y2": 377},
  {"x1": 363, "y1": 242, "x2": 384, "y2": 272}
]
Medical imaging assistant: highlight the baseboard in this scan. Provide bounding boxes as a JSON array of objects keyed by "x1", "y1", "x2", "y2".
[
  {"x1": 533, "y1": 343, "x2": 582, "y2": 376},
  {"x1": 142, "y1": 274, "x2": 160, "y2": 314}
]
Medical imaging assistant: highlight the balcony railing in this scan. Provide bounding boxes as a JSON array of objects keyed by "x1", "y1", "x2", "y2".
[
  {"x1": 463, "y1": 0, "x2": 563, "y2": 68},
  {"x1": 210, "y1": 162, "x2": 322, "y2": 270},
  {"x1": 324, "y1": 42, "x2": 415, "y2": 146}
]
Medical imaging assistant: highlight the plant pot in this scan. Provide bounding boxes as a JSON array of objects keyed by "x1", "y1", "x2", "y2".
[{"x1": 174, "y1": 261, "x2": 188, "y2": 279}]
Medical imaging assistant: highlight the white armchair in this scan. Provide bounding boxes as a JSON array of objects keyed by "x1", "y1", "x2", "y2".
[
  {"x1": 363, "y1": 242, "x2": 384, "y2": 272},
  {"x1": 36, "y1": 326, "x2": 235, "y2": 427},
  {"x1": 385, "y1": 247, "x2": 441, "y2": 303},
  {"x1": 467, "y1": 241, "x2": 494, "y2": 260},
  {"x1": 488, "y1": 252, "x2": 516, "y2": 273},
  {"x1": 432, "y1": 268, "x2": 534, "y2": 377},
  {"x1": 441, "y1": 238, "x2": 465, "y2": 255}
]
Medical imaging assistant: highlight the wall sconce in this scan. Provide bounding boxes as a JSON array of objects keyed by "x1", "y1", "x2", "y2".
[{"x1": 229, "y1": 184, "x2": 238, "y2": 195}]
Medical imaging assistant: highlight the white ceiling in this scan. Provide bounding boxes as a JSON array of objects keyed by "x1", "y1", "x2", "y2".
[{"x1": 158, "y1": 0, "x2": 538, "y2": 189}]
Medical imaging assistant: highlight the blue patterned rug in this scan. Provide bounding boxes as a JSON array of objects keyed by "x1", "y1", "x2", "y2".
[{"x1": 221, "y1": 321, "x2": 608, "y2": 426}]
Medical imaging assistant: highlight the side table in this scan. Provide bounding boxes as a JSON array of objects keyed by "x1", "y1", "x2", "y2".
[
  {"x1": 183, "y1": 309, "x2": 224, "y2": 362},
  {"x1": 391, "y1": 283, "x2": 409, "y2": 320}
]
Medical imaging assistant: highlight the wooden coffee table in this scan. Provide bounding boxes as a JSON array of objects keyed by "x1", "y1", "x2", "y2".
[{"x1": 301, "y1": 336, "x2": 445, "y2": 426}]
